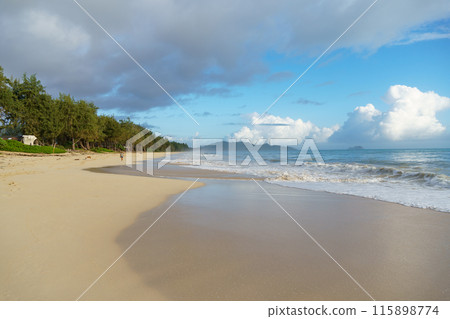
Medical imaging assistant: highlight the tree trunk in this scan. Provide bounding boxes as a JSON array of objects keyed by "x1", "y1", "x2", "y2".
[{"x1": 79, "y1": 140, "x2": 87, "y2": 150}]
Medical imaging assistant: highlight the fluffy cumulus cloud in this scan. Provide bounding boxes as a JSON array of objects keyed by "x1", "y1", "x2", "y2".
[
  {"x1": 236, "y1": 86, "x2": 450, "y2": 144},
  {"x1": 330, "y1": 103, "x2": 382, "y2": 143},
  {"x1": 331, "y1": 85, "x2": 450, "y2": 143},
  {"x1": 380, "y1": 85, "x2": 450, "y2": 140},
  {"x1": 1, "y1": 0, "x2": 450, "y2": 112},
  {"x1": 233, "y1": 113, "x2": 339, "y2": 143}
]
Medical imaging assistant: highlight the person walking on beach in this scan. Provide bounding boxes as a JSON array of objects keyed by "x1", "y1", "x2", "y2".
[{"x1": 120, "y1": 152, "x2": 124, "y2": 161}]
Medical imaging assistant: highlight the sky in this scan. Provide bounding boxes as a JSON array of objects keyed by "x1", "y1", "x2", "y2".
[{"x1": 1, "y1": 0, "x2": 449, "y2": 148}]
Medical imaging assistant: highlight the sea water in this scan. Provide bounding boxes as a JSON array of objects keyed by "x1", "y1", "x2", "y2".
[{"x1": 171, "y1": 148, "x2": 450, "y2": 212}]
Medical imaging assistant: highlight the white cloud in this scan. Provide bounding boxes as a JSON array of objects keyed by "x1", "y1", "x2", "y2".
[
  {"x1": 330, "y1": 103, "x2": 382, "y2": 143},
  {"x1": 331, "y1": 85, "x2": 450, "y2": 143},
  {"x1": 0, "y1": 0, "x2": 449, "y2": 112},
  {"x1": 233, "y1": 113, "x2": 338, "y2": 143},
  {"x1": 380, "y1": 85, "x2": 450, "y2": 140},
  {"x1": 392, "y1": 32, "x2": 450, "y2": 46},
  {"x1": 353, "y1": 104, "x2": 382, "y2": 121},
  {"x1": 235, "y1": 85, "x2": 450, "y2": 145},
  {"x1": 24, "y1": 10, "x2": 90, "y2": 53}
]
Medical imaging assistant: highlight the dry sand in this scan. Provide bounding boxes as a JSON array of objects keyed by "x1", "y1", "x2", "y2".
[
  {"x1": 0, "y1": 151, "x2": 202, "y2": 300},
  {"x1": 1, "y1": 152, "x2": 449, "y2": 301}
]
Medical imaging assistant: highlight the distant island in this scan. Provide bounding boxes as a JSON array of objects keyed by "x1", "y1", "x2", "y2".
[{"x1": 348, "y1": 146, "x2": 364, "y2": 150}]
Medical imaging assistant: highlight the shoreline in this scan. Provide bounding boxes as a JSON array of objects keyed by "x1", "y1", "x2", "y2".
[
  {"x1": 95, "y1": 173, "x2": 450, "y2": 300},
  {"x1": 166, "y1": 164, "x2": 450, "y2": 214},
  {"x1": 78, "y1": 163, "x2": 450, "y2": 300},
  {"x1": 1, "y1": 153, "x2": 449, "y2": 300},
  {"x1": 98, "y1": 162, "x2": 449, "y2": 214}
]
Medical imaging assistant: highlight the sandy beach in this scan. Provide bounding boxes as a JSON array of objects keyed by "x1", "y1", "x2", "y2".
[
  {"x1": 0, "y1": 152, "x2": 202, "y2": 300},
  {"x1": 1, "y1": 153, "x2": 449, "y2": 300},
  {"x1": 90, "y1": 165, "x2": 450, "y2": 301}
]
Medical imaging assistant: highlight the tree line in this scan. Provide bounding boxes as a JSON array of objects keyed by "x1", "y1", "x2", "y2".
[{"x1": 0, "y1": 66, "x2": 189, "y2": 152}]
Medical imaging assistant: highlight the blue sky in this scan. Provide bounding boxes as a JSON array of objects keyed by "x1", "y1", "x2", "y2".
[
  {"x1": 1, "y1": 0, "x2": 449, "y2": 148},
  {"x1": 127, "y1": 30, "x2": 450, "y2": 148}
]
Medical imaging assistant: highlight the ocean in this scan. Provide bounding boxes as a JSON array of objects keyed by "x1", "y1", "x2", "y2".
[{"x1": 171, "y1": 147, "x2": 450, "y2": 213}]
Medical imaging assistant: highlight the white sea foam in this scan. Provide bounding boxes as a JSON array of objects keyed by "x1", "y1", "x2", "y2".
[{"x1": 171, "y1": 150, "x2": 450, "y2": 212}]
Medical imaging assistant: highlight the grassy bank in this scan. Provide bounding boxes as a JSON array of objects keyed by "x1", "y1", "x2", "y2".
[
  {"x1": 0, "y1": 139, "x2": 66, "y2": 154},
  {"x1": 90, "y1": 147, "x2": 114, "y2": 153}
]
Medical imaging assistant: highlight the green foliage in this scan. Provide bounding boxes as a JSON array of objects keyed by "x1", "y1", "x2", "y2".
[
  {"x1": 58, "y1": 94, "x2": 100, "y2": 150},
  {"x1": 0, "y1": 66, "x2": 189, "y2": 153},
  {"x1": 131, "y1": 133, "x2": 190, "y2": 152},
  {"x1": 0, "y1": 66, "x2": 21, "y2": 131},
  {"x1": 168, "y1": 141, "x2": 190, "y2": 152},
  {"x1": 99, "y1": 115, "x2": 120, "y2": 145},
  {"x1": 40, "y1": 98, "x2": 65, "y2": 146},
  {"x1": 11, "y1": 73, "x2": 50, "y2": 136},
  {"x1": 91, "y1": 147, "x2": 114, "y2": 153},
  {"x1": 54, "y1": 144, "x2": 66, "y2": 151},
  {"x1": 0, "y1": 138, "x2": 65, "y2": 154},
  {"x1": 118, "y1": 118, "x2": 145, "y2": 143}
]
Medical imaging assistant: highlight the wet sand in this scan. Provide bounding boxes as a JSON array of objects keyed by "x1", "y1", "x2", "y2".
[
  {"x1": 88, "y1": 162, "x2": 260, "y2": 180},
  {"x1": 81, "y1": 165, "x2": 450, "y2": 300}
]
